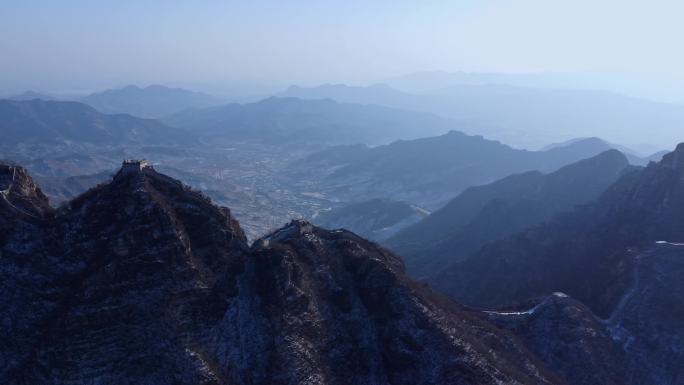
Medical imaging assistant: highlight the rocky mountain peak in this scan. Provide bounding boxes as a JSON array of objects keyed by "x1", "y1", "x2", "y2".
[
  {"x1": 257, "y1": 218, "x2": 314, "y2": 244},
  {"x1": 117, "y1": 159, "x2": 151, "y2": 176},
  {"x1": 69, "y1": 159, "x2": 248, "y2": 247},
  {"x1": 0, "y1": 162, "x2": 52, "y2": 218},
  {"x1": 657, "y1": 142, "x2": 684, "y2": 169},
  {"x1": 597, "y1": 143, "x2": 684, "y2": 225},
  {"x1": 242, "y1": 220, "x2": 559, "y2": 384},
  {"x1": 592, "y1": 148, "x2": 627, "y2": 162}
]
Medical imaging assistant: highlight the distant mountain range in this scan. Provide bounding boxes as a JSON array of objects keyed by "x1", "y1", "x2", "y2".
[
  {"x1": 8, "y1": 90, "x2": 55, "y2": 101},
  {"x1": 313, "y1": 198, "x2": 429, "y2": 241},
  {"x1": 81, "y1": 84, "x2": 224, "y2": 118},
  {"x1": 383, "y1": 71, "x2": 618, "y2": 93},
  {"x1": 386, "y1": 150, "x2": 631, "y2": 278},
  {"x1": 163, "y1": 97, "x2": 456, "y2": 146},
  {"x1": 4, "y1": 75, "x2": 684, "y2": 384},
  {"x1": 280, "y1": 83, "x2": 684, "y2": 150},
  {"x1": 543, "y1": 137, "x2": 666, "y2": 165},
  {"x1": 298, "y1": 132, "x2": 641, "y2": 207},
  {"x1": 0, "y1": 99, "x2": 190, "y2": 146},
  {"x1": 1, "y1": 96, "x2": 458, "y2": 149},
  {"x1": 383, "y1": 70, "x2": 684, "y2": 103}
]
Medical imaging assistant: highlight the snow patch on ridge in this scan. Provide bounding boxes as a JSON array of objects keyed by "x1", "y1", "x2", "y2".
[{"x1": 655, "y1": 240, "x2": 684, "y2": 246}]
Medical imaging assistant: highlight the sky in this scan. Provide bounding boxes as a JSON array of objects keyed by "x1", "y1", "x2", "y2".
[{"x1": 1, "y1": 0, "x2": 683, "y2": 97}]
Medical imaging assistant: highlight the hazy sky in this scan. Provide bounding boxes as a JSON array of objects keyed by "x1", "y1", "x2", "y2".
[{"x1": 1, "y1": 0, "x2": 683, "y2": 95}]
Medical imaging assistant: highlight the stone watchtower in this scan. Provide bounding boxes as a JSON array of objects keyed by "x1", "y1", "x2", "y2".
[{"x1": 121, "y1": 159, "x2": 150, "y2": 175}]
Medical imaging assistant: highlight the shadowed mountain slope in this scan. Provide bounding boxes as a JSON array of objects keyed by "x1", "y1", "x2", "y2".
[
  {"x1": 314, "y1": 198, "x2": 429, "y2": 241},
  {"x1": 0, "y1": 161, "x2": 559, "y2": 385},
  {"x1": 387, "y1": 150, "x2": 630, "y2": 277},
  {"x1": 486, "y1": 242, "x2": 684, "y2": 385},
  {"x1": 432, "y1": 143, "x2": 684, "y2": 318},
  {"x1": 300, "y1": 131, "x2": 629, "y2": 207}
]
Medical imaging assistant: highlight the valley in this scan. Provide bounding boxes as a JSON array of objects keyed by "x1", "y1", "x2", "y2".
[
  {"x1": 2, "y1": 76, "x2": 683, "y2": 385},
  {"x1": 4, "y1": 2, "x2": 684, "y2": 383}
]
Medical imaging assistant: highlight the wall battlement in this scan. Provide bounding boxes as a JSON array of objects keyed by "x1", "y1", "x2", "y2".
[{"x1": 121, "y1": 159, "x2": 150, "y2": 175}]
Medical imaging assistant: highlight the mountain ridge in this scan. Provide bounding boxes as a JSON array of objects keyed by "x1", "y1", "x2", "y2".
[
  {"x1": 386, "y1": 149, "x2": 631, "y2": 277},
  {"x1": 81, "y1": 84, "x2": 223, "y2": 118},
  {"x1": 0, "y1": 99, "x2": 191, "y2": 146},
  {"x1": 431, "y1": 143, "x2": 684, "y2": 318},
  {"x1": 0, "y1": 160, "x2": 560, "y2": 385},
  {"x1": 299, "y1": 130, "x2": 633, "y2": 207},
  {"x1": 163, "y1": 96, "x2": 456, "y2": 146},
  {"x1": 280, "y1": 83, "x2": 684, "y2": 149}
]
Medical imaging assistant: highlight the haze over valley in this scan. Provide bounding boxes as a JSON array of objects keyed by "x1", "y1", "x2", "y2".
[{"x1": 2, "y1": 1, "x2": 684, "y2": 384}]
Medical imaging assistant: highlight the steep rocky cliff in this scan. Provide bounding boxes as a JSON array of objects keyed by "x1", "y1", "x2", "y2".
[{"x1": 1, "y1": 162, "x2": 247, "y2": 384}]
